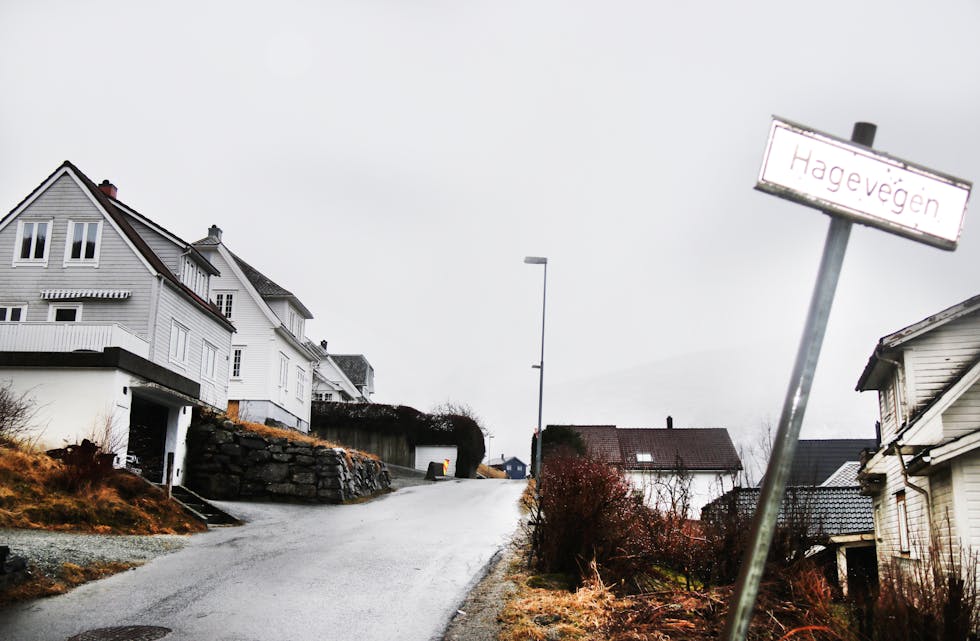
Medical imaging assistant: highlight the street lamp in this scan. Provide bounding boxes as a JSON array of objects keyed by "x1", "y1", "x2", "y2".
[{"x1": 524, "y1": 256, "x2": 547, "y2": 497}]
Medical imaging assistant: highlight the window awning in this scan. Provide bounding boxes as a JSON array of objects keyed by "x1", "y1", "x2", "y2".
[{"x1": 41, "y1": 289, "x2": 132, "y2": 300}]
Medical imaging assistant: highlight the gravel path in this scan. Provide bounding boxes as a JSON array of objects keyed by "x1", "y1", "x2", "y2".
[{"x1": 0, "y1": 528, "x2": 191, "y2": 576}]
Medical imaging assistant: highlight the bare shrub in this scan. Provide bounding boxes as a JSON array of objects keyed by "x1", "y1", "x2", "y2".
[
  {"x1": 526, "y1": 454, "x2": 648, "y2": 585},
  {"x1": 867, "y1": 537, "x2": 979, "y2": 641},
  {"x1": 0, "y1": 381, "x2": 40, "y2": 446}
]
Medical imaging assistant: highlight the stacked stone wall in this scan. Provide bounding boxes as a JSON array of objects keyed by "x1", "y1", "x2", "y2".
[{"x1": 186, "y1": 419, "x2": 390, "y2": 503}]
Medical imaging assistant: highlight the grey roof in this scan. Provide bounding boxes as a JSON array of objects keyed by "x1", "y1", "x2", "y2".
[
  {"x1": 488, "y1": 456, "x2": 526, "y2": 468},
  {"x1": 769, "y1": 439, "x2": 878, "y2": 487},
  {"x1": 701, "y1": 486, "x2": 873, "y2": 536},
  {"x1": 821, "y1": 461, "x2": 862, "y2": 487},
  {"x1": 562, "y1": 424, "x2": 742, "y2": 471},
  {"x1": 330, "y1": 354, "x2": 371, "y2": 387}
]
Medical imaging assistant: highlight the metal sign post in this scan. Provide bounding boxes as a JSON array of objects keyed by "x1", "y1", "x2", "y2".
[{"x1": 722, "y1": 119, "x2": 971, "y2": 641}]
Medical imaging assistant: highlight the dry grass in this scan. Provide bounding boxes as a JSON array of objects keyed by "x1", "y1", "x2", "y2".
[
  {"x1": 500, "y1": 538, "x2": 852, "y2": 641},
  {"x1": 228, "y1": 418, "x2": 381, "y2": 462},
  {"x1": 0, "y1": 445, "x2": 206, "y2": 534},
  {"x1": 478, "y1": 463, "x2": 508, "y2": 479},
  {"x1": 0, "y1": 561, "x2": 138, "y2": 605}
]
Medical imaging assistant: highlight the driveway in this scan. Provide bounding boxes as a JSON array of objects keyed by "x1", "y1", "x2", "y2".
[{"x1": 0, "y1": 479, "x2": 526, "y2": 641}]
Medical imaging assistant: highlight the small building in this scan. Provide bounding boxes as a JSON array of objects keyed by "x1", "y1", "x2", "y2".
[
  {"x1": 488, "y1": 455, "x2": 527, "y2": 480},
  {"x1": 560, "y1": 418, "x2": 742, "y2": 518},
  {"x1": 309, "y1": 341, "x2": 372, "y2": 403},
  {"x1": 328, "y1": 354, "x2": 375, "y2": 402}
]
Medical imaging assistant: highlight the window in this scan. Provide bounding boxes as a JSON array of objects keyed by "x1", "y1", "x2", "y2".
[
  {"x1": 636, "y1": 452, "x2": 653, "y2": 463},
  {"x1": 896, "y1": 492, "x2": 910, "y2": 554},
  {"x1": 179, "y1": 256, "x2": 209, "y2": 298},
  {"x1": 313, "y1": 392, "x2": 333, "y2": 401},
  {"x1": 215, "y1": 292, "x2": 234, "y2": 318},
  {"x1": 64, "y1": 220, "x2": 102, "y2": 265},
  {"x1": 48, "y1": 304, "x2": 81, "y2": 322},
  {"x1": 296, "y1": 367, "x2": 306, "y2": 401},
  {"x1": 0, "y1": 304, "x2": 26, "y2": 322},
  {"x1": 287, "y1": 309, "x2": 302, "y2": 337},
  {"x1": 14, "y1": 220, "x2": 51, "y2": 265},
  {"x1": 231, "y1": 347, "x2": 244, "y2": 379},
  {"x1": 278, "y1": 353, "x2": 289, "y2": 390},
  {"x1": 201, "y1": 341, "x2": 217, "y2": 380},
  {"x1": 169, "y1": 320, "x2": 189, "y2": 366}
]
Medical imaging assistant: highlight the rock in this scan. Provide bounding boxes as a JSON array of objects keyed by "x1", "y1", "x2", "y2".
[
  {"x1": 219, "y1": 444, "x2": 242, "y2": 457},
  {"x1": 294, "y1": 454, "x2": 314, "y2": 466},
  {"x1": 292, "y1": 471, "x2": 315, "y2": 485},
  {"x1": 271, "y1": 453, "x2": 291, "y2": 463},
  {"x1": 239, "y1": 437, "x2": 267, "y2": 450},
  {"x1": 244, "y1": 462, "x2": 289, "y2": 483},
  {"x1": 246, "y1": 449, "x2": 272, "y2": 464}
]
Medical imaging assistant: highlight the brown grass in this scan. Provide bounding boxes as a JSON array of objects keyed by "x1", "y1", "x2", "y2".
[
  {"x1": 0, "y1": 445, "x2": 206, "y2": 534},
  {"x1": 478, "y1": 463, "x2": 508, "y2": 479},
  {"x1": 230, "y1": 418, "x2": 380, "y2": 462},
  {"x1": 0, "y1": 561, "x2": 138, "y2": 605}
]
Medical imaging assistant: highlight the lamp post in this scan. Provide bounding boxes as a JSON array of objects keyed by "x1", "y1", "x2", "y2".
[{"x1": 524, "y1": 256, "x2": 547, "y2": 498}]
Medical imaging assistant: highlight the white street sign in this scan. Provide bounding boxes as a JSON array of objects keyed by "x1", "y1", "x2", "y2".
[{"x1": 757, "y1": 117, "x2": 972, "y2": 250}]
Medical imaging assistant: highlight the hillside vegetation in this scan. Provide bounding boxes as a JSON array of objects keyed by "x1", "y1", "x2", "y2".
[{"x1": 0, "y1": 444, "x2": 205, "y2": 534}]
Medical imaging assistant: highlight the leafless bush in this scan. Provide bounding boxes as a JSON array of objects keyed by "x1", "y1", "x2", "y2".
[
  {"x1": 0, "y1": 381, "x2": 40, "y2": 446},
  {"x1": 866, "y1": 535, "x2": 979, "y2": 641}
]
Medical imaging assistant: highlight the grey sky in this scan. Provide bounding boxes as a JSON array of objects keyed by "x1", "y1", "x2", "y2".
[{"x1": 3, "y1": 1, "x2": 979, "y2": 463}]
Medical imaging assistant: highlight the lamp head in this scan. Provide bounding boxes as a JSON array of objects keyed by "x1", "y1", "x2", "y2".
[{"x1": 524, "y1": 256, "x2": 547, "y2": 265}]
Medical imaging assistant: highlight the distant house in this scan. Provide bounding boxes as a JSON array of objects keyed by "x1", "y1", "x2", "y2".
[
  {"x1": 193, "y1": 226, "x2": 319, "y2": 431},
  {"x1": 856, "y1": 293, "x2": 980, "y2": 588},
  {"x1": 560, "y1": 419, "x2": 742, "y2": 518},
  {"x1": 0, "y1": 162, "x2": 235, "y2": 485},
  {"x1": 307, "y1": 340, "x2": 365, "y2": 403},
  {"x1": 328, "y1": 354, "x2": 375, "y2": 402},
  {"x1": 488, "y1": 455, "x2": 527, "y2": 480}
]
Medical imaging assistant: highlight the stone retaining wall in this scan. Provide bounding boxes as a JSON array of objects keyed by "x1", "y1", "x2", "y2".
[{"x1": 185, "y1": 419, "x2": 390, "y2": 503}]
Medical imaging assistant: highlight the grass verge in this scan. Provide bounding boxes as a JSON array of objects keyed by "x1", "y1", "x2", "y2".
[
  {"x1": 0, "y1": 561, "x2": 139, "y2": 605},
  {"x1": 477, "y1": 464, "x2": 508, "y2": 479},
  {"x1": 0, "y1": 444, "x2": 206, "y2": 534}
]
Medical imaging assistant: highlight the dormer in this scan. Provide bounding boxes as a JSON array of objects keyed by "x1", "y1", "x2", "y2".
[{"x1": 179, "y1": 249, "x2": 220, "y2": 300}]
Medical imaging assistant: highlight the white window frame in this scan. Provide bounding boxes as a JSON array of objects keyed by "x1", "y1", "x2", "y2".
[
  {"x1": 214, "y1": 291, "x2": 235, "y2": 319},
  {"x1": 296, "y1": 366, "x2": 306, "y2": 401},
  {"x1": 0, "y1": 303, "x2": 27, "y2": 322},
  {"x1": 231, "y1": 346, "x2": 244, "y2": 379},
  {"x1": 13, "y1": 219, "x2": 52, "y2": 267},
  {"x1": 896, "y1": 492, "x2": 911, "y2": 554},
  {"x1": 48, "y1": 303, "x2": 82, "y2": 322},
  {"x1": 63, "y1": 220, "x2": 103, "y2": 267},
  {"x1": 201, "y1": 341, "x2": 218, "y2": 381},
  {"x1": 169, "y1": 320, "x2": 190, "y2": 367},
  {"x1": 278, "y1": 352, "x2": 289, "y2": 391}
]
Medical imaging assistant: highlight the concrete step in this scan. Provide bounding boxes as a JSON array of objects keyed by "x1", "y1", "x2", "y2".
[{"x1": 165, "y1": 485, "x2": 241, "y2": 527}]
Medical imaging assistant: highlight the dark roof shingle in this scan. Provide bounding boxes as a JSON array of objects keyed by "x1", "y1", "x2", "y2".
[
  {"x1": 560, "y1": 424, "x2": 741, "y2": 471},
  {"x1": 701, "y1": 486, "x2": 873, "y2": 536}
]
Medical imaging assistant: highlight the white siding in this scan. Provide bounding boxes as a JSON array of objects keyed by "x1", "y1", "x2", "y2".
[
  {"x1": 0, "y1": 367, "x2": 132, "y2": 461},
  {"x1": 152, "y1": 280, "x2": 232, "y2": 409},
  {"x1": 628, "y1": 470, "x2": 735, "y2": 519},
  {"x1": 905, "y1": 312, "x2": 980, "y2": 413},
  {"x1": 941, "y1": 380, "x2": 980, "y2": 441},
  {"x1": 197, "y1": 247, "x2": 314, "y2": 428},
  {"x1": 0, "y1": 174, "x2": 154, "y2": 335},
  {"x1": 123, "y1": 215, "x2": 183, "y2": 276},
  {"x1": 929, "y1": 467, "x2": 959, "y2": 561},
  {"x1": 415, "y1": 446, "x2": 458, "y2": 476},
  {"x1": 955, "y1": 451, "x2": 980, "y2": 556}
]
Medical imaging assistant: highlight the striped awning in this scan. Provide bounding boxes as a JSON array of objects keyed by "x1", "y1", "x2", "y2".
[{"x1": 41, "y1": 289, "x2": 132, "y2": 300}]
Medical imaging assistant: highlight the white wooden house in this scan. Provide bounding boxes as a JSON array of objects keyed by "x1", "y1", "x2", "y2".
[
  {"x1": 193, "y1": 227, "x2": 319, "y2": 431},
  {"x1": 0, "y1": 162, "x2": 235, "y2": 485},
  {"x1": 857, "y1": 293, "x2": 980, "y2": 586},
  {"x1": 307, "y1": 340, "x2": 368, "y2": 403}
]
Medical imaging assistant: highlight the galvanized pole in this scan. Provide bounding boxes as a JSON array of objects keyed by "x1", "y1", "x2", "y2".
[
  {"x1": 722, "y1": 122, "x2": 876, "y2": 641},
  {"x1": 534, "y1": 261, "x2": 547, "y2": 498}
]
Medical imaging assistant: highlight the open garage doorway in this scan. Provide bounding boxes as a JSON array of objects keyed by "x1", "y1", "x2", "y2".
[{"x1": 127, "y1": 396, "x2": 170, "y2": 482}]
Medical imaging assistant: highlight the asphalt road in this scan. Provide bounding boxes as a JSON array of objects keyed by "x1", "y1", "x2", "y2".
[{"x1": 0, "y1": 479, "x2": 526, "y2": 641}]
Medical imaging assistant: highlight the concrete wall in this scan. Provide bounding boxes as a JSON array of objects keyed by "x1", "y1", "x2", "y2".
[{"x1": 186, "y1": 417, "x2": 390, "y2": 503}]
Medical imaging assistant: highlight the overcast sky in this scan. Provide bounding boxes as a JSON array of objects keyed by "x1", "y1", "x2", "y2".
[{"x1": 3, "y1": 1, "x2": 979, "y2": 464}]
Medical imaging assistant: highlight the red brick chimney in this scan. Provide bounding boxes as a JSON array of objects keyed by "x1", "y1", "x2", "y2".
[{"x1": 98, "y1": 180, "x2": 117, "y2": 199}]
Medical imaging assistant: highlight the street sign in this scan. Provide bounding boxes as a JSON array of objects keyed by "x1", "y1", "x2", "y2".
[{"x1": 757, "y1": 117, "x2": 972, "y2": 250}]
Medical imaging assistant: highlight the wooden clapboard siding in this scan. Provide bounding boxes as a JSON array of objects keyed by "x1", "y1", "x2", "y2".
[
  {"x1": 0, "y1": 174, "x2": 153, "y2": 335},
  {"x1": 942, "y1": 381, "x2": 980, "y2": 440},
  {"x1": 124, "y1": 214, "x2": 183, "y2": 275},
  {"x1": 152, "y1": 278, "x2": 231, "y2": 409},
  {"x1": 906, "y1": 312, "x2": 980, "y2": 412},
  {"x1": 957, "y1": 451, "x2": 980, "y2": 555}
]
